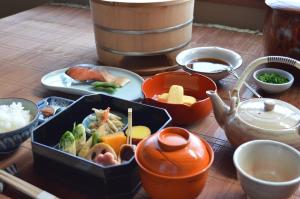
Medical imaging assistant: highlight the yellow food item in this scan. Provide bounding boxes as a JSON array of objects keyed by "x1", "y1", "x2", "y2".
[
  {"x1": 157, "y1": 85, "x2": 196, "y2": 106},
  {"x1": 167, "y1": 85, "x2": 184, "y2": 104},
  {"x1": 101, "y1": 132, "x2": 126, "y2": 155},
  {"x1": 78, "y1": 136, "x2": 93, "y2": 158},
  {"x1": 125, "y1": 126, "x2": 151, "y2": 144},
  {"x1": 157, "y1": 93, "x2": 168, "y2": 102},
  {"x1": 182, "y1": 95, "x2": 197, "y2": 106}
]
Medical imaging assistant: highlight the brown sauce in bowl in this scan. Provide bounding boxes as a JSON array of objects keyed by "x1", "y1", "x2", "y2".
[{"x1": 186, "y1": 58, "x2": 231, "y2": 73}]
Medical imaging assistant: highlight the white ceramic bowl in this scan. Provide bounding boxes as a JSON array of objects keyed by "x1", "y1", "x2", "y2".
[
  {"x1": 0, "y1": 98, "x2": 39, "y2": 153},
  {"x1": 253, "y1": 68, "x2": 294, "y2": 94},
  {"x1": 176, "y1": 46, "x2": 242, "y2": 81},
  {"x1": 233, "y1": 140, "x2": 300, "y2": 199}
]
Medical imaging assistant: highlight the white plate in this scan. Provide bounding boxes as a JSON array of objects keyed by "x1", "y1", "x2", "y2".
[{"x1": 41, "y1": 65, "x2": 144, "y2": 101}]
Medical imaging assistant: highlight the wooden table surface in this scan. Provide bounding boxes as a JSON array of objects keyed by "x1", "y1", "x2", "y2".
[{"x1": 0, "y1": 4, "x2": 299, "y2": 199}]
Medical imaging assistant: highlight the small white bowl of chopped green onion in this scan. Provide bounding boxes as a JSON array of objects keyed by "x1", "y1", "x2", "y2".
[{"x1": 253, "y1": 68, "x2": 294, "y2": 94}]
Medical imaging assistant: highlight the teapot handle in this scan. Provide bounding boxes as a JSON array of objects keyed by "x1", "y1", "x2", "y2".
[{"x1": 231, "y1": 56, "x2": 300, "y2": 98}]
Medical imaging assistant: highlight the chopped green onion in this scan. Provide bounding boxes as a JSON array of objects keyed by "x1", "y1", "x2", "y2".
[{"x1": 257, "y1": 72, "x2": 289, "y2": 84}]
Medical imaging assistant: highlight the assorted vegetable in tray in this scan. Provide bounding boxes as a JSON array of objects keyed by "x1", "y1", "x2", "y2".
[
  {"x1": 87, "y1": 107, "x2": 125, "y2": 134},
  {"x1": 58, "y1": 107, "x2": 151, "y2": 167}
]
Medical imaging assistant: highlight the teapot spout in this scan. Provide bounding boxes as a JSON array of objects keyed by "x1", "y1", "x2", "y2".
[{"x1": 206, "y1": 90, "x2": 230, "y2": 127}]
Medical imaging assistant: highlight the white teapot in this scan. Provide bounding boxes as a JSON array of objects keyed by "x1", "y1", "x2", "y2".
[{"x1": 207, "y1": 56, "x2": 300, "y2": 148}]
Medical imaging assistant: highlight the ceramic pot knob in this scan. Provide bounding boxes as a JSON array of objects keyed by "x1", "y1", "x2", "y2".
[{"x1": 264, "y1": 100, "x2": 275, "y2": 112}]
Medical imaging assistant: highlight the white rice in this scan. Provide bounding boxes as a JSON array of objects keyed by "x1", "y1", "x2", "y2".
[{"x1": 0, "y1": 102, "x2": 31, "y2": 133}]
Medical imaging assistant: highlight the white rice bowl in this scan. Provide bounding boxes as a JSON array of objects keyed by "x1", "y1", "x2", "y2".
[{"x1": 0, "y1": 102, "x2": 31, "y2": 133}]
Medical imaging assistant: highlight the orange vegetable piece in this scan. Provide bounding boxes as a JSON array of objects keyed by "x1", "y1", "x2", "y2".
[
  {"x1": 102, "y1": 107, "x2": 111, "y2": 123},
  {"x1": 101, "y1": 132, "x2": 126, "y2": 155}
]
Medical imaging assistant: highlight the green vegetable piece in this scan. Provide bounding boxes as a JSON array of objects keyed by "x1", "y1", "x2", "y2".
[
  {"x1": 72, "y1": 123, "x2": 86, "y2": 153},
  {"x1": 78, "y1": 136, "x2": 93, "y2": 158},
  {"x1": 257, "y1": 72, "x2": 289, "y2": 84},
  {"x1": 92, "y1": 130, "x2": 101, "y2": 146},
  {"x1": 93, "y1": 86, "x2": 116, "y2": 94},
  {"x1": 91, "y1": 81, "x2": 119, "y2": 89},
  {"x1": 59, "y1": 131, "x2": 76, "y2": 155}
]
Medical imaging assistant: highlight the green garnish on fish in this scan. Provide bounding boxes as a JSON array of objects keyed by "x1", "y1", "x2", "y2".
[
  {"x1": 91, "y1": 81, "x2": 119, "y2": 88},
  {"x1": 91, "y1": 81, "x2": 119, "y2": 93}
]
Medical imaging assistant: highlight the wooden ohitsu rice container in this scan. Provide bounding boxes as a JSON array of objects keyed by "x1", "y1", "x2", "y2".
[{"x1": 90, "y1": 0, "x2": 194, "y2": 75}]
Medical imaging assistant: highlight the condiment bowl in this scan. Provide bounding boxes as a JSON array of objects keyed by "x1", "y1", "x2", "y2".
[
  {"x1": 233, "y1": 140, "x2": 300, "y2": 199},
  {"x1": 0, "y1": 98, "x2": 39, "y2": 153},
  {"x1": 142, "y1": 71, "x2": 217, "y2": 126},
  {"x1": 135, "y1": 127, "x2": 214, "y2": 199},
  {"x1": 176, "y1": 46, "x2": 242, "y2": 81},
  {"x1": 253, "y1": 68, "x2": 294, "y2": 94}
]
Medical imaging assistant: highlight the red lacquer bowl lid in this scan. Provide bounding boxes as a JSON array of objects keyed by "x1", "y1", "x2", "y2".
[{"x1": 136, "y1": 127, "x2": 213, "y2": 177}]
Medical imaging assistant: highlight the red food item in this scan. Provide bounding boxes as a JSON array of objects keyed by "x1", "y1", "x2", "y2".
[
  {"x1": 66, "y1": 66, "x2": 109, "y2": 82},
  {"x1": 65, "y1": 65, "x2": 130, "y2": 87},
  {"x1": 101, "y1": 107, "x2": 110, "y2": 124},
  {"x1": 95, "y1": 152, "x2": 118, "y2": 166},
  {"x1": 41, "y1": 106, "x2": 55, "y2": 117}
]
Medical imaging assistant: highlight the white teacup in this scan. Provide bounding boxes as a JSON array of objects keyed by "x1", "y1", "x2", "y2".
[{"x1": 233, "y1": 140, "x2": 300, "y2": 199}]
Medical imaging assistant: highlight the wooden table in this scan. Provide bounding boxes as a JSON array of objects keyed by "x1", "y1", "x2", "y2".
[{"x1": 0, "y1": 4, "x2": 299, "y2": 199}]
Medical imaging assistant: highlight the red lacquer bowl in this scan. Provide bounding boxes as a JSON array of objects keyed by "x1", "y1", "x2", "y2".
[
  {"x1": 135, "y1": 127, "x2": 214, "y2": 199},
  {"x1": 142, "y1": 71, "x2": 217, "y2": 125}
]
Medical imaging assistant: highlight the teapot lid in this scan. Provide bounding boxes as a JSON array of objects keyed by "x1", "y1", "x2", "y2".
[
  {"x1": 237, "y1": 98, "x2": 300, "y2": 131},
  {"x1": 135, "y1": 127, "x2": 212, "y2": 177},
  {"x1": 265, "y1": 0, "x2": 300, "y2": 12}
]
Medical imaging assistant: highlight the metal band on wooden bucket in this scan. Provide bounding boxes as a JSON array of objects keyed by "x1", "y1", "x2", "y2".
[
  {"x1": 94, "y1": 19, "x2": 193, "y2": 35},
  {"x1": 97, "y1": 40, "x2": 191, "y2": 56}
]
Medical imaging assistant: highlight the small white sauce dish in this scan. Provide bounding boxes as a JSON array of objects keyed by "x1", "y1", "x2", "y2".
[
  {"x1": 253, "y1": 68, "x2": 294, "y2": 94},
  {"x1": 176, "y1": 46, "x2": 242, "y2": 81},
  {"x1": 233, "y1": 140, "x2": 300, "y2": 199}
]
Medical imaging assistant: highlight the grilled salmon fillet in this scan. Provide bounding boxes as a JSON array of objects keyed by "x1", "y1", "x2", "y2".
[{"x1": 65, "y1": 66, "x2": 130, "y2": 87}]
